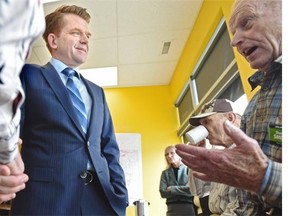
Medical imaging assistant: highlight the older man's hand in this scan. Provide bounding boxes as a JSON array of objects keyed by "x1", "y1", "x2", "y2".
[{"x1": 175, "y1": 120, "x2": 269, "y2": 193}]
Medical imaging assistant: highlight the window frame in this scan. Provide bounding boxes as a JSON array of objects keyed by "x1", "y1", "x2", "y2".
[{"x1": 175, "y1": 17, "x2": 245, "y2": 138}]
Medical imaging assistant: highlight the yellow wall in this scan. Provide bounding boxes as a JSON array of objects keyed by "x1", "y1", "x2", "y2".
[
  {"x1": 170, "y1": 0, "x2": 257, "y2": 102},
  {"x1": 105, "y1": 86, "x2": 181, "y2": 216},
  {"x1": 103, "y1": 1, "x2": 259, "y2": 215}
]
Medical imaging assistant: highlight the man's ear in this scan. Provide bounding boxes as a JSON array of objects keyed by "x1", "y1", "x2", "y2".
[
  {"x1": 227, "y1": 112, "x2": 236, "y2": 122},
  {"x1": 47, "y1": 33, "x2": 57, "y2": 49}
]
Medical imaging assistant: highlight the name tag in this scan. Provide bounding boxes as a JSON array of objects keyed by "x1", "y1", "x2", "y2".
[{"x1": 269, "y1": 124, "x2": 282, "y2": 145}]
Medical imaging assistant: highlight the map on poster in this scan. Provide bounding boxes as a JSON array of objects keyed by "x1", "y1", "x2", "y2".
[{"x1": 116, "y1": 133, "x2": 143, "y2": 205}]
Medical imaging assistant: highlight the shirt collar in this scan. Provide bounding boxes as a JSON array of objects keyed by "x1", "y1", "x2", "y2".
[
  {"x1": 50, "y1": 58, "x2": 81, "y2": 78},
  {"x1": 248, "y1": 55, "x2": 282, "y2": 91},
  {"x1": 275, "y1": 56, "x2": 282, "y2": 64}
]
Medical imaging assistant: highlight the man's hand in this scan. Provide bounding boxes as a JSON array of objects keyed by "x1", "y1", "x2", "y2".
[
  {"x1": 175, "y1": 120, "x2": 268, "y2": 193},
  {"x1": 0, "y1": 150, "x2": 28, "y2": 204}
]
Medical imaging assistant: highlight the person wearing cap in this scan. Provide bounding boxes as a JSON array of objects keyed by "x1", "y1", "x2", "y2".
[
  {"x1": 159, "y1": 146, "x2": 196, "y2": 216},
  {"x1": 188, "y1": 98, "x2": 242, "y2": 146},
  {"x1": 189, "y1": 98, "x2": 242, "y2": 215},
  {"x1": 176, "y1": 0, "x2": 282, "y2": 215}
]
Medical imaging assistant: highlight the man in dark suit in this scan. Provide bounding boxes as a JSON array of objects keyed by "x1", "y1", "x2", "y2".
[{"x1": 10, "y1": 5, "x2": 128, "y2": 216}]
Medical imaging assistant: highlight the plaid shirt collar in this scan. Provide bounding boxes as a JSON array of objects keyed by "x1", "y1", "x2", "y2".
[{"x1": 248, "y1": 56, "x2": 282, "y2": 91}]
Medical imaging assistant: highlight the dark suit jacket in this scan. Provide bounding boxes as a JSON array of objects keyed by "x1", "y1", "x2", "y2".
[{"x1": 11, "y1": 63, "x2": 128, "y2": 215}]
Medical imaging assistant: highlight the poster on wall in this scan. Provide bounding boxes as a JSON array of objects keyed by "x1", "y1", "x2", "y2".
[{"x1": 116, "y1": 133, "x2": 143, "y2": 205}]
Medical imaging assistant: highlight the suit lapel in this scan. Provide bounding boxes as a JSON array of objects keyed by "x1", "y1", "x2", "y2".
[
  {"x1": 81, "y1": 76, "x2": 102, "y2": 138},
  {"x1": 41, "y1": 63, "x2": 86, "y2": 138},
  {"x1": 168, "y1": 165, "x2": 186, "y2": 184},
  {"x1": 178, "y1": 164, "x2": 188, "y2": 182},
  {"x1": 178, "y1": 164, "x2": 185, "y2": 182}
]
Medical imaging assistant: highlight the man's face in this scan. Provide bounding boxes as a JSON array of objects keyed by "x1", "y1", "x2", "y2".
[
  {"x1": 199, "y1": 113, "x2": 231, "y2": 147},
  {"x1": 52, "y1": 14, "x2": 91, "y2": 68},
  {"x1": 229, "y1": 1, "x2": 281, "y2": 71}
]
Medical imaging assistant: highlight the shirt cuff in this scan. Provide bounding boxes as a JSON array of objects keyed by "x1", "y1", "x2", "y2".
[{"x1": 259, "y1": 159, "x2": 272, "y2": 194}]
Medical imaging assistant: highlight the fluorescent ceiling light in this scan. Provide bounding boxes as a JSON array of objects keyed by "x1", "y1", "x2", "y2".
[{"x1": 80, "y1": 67, "x2": 118, "y2": 87}]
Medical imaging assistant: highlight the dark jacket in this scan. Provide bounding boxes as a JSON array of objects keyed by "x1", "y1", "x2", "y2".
[
  {"x1": 159, "y1": 163, "x2": 193, "y2": 204},
  {"x1": 11, "y1": 63, "x2": 128, "y2": 215}
]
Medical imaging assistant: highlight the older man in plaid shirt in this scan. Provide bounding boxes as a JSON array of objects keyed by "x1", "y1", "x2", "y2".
[{"x1": 176, "y1": 0, "x2": 282, "y2": 215}]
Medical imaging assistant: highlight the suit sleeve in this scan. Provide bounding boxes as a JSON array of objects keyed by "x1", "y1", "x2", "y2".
[
  {"x1": 99, "y1": 90, "x2": 129, "y2": 205},
  {"x1": 159, "y1": 170, "x2": 170, "y2": 198}
]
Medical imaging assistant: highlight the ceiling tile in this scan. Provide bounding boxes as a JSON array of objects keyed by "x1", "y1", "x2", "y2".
[
  {"x1": 118, "y1": 61, "x2": 177, "y2": 87},
  {"x1": 27, "y1": 0, "x2": 203, "y2": 87},
  {"x1": 118, "y1": 29, "x2": 191, "y2": 64}
]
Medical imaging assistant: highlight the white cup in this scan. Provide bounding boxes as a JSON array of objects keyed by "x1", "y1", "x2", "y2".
[{"x1": 185, "y1": 125, "x2": 209, "y2": 145}]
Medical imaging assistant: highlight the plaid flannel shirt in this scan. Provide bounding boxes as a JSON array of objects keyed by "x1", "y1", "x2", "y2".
[{"x1": 236, "y1": 57, "x2": 282, "y2": 215}]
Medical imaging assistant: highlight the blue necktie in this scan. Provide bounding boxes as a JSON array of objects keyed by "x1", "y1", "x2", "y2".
[{"x1": 62, "y1": 68, "x2": 88, "y2": 133}]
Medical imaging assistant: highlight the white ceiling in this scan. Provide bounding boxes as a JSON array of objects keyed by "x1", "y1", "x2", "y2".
[{"x1": 28, "y1": 0, "x2": 203, "y2": 87}]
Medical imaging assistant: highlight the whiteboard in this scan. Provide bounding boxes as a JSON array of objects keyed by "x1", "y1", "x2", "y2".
[{"x1": 116, "y1": 133, "x2": 143, "y2": 205}]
